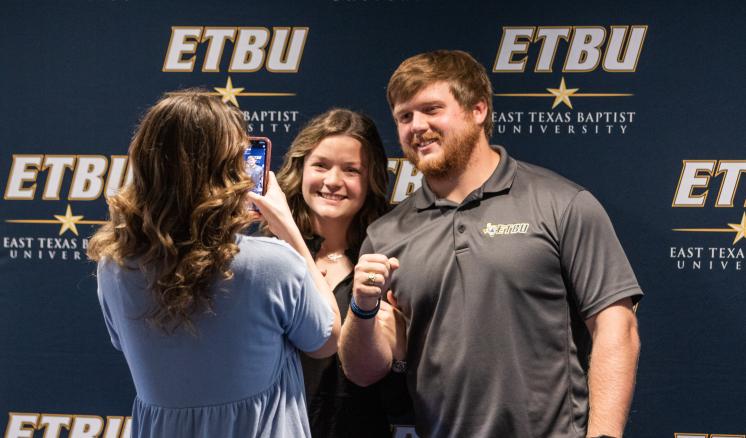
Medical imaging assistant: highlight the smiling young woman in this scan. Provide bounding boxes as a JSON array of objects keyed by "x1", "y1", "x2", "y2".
[
  {"x1": 253, "y1": 108, "x2": 413, "y2": 438},
  {"x1": 301, "y1": 135, "x2": 368, "y2": 229}
]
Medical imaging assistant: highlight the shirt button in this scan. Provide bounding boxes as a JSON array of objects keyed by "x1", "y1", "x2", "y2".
[{"x1": 457, "y1": 224, "x2": 466, "y2": 233}]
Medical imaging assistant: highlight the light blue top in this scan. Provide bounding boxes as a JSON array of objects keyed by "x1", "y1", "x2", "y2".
[{"x1": 96, "y1": 235, "x2": 334, "y2": 438}]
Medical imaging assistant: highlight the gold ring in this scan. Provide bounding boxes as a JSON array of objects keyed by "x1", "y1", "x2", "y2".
[{"x1": 367, "y1": 272, "x2": 377, "y2": 284}]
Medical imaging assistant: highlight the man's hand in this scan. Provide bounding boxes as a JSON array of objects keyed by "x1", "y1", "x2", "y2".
[
  {"x1": 353, "y1": 254, "x2": 399, "y2": 311},
  {"x1": 341, "y1": 254, "x2": 401, "y2": 386}
]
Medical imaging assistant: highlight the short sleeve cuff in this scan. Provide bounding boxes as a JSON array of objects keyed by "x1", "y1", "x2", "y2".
[
  {"x1": 580, "y1": 286, "x2": 643, "y2": 320},
  {"x1": 298, "y1": 301, "x2": 334, "y2": 353}
]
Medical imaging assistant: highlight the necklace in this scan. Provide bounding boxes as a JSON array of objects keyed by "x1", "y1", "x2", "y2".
[{"x1": 326, "y1": 252, "x2": 345, "y2": 262}]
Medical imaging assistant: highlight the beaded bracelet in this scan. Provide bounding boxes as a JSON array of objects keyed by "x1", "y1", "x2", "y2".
[{"x1": 350, "y1": 295, "x2": 381, "y2": 319}]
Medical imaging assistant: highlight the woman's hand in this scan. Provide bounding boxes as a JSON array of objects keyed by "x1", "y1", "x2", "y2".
[{"x1": 246, "y1": 172, "x2": 300, "y2": 243}]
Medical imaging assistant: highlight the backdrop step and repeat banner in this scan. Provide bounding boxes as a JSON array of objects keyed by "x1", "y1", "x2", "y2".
[{"x1": 2, "y1": 1, "x2": 745, "y2": 437}]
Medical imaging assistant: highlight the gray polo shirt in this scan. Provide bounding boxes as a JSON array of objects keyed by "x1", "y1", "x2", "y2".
[{"x1": 361, "y1": 146, "x2": 642, "y2": 438}]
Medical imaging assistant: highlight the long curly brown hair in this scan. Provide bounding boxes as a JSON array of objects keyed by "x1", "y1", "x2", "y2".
[
  {"x1": 275, "y1": 109, "x2": 389, "y2": 250},
  {"x1": 88, "y1": 90, "x2": 254, "y2": 333}
]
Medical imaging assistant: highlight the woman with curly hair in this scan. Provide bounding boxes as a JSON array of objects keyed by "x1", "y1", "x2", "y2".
[
  {"x1": 88, "y1": 91, "x2": 340, "y2": 438},
  {"x1": 249, "y1": 109, "x2": 412, "y2": 438}
]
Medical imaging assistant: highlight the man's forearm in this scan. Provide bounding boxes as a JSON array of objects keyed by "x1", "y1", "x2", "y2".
[
  {"x1": 586, "y1": 310, "x2": 641, "y2": 437},
  {"x1": 339, "y1": 308, "x2": 393, "y2": 387}
]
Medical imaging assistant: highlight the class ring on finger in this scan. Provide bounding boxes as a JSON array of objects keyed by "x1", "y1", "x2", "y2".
[{"x1": 366, "y1": 272, "x2": 378, "y2": 285}]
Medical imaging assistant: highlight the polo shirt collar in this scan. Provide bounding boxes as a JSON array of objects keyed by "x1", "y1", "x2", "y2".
[{"x1": 414, "y1": 145, "x2": 517, "y2": 210}]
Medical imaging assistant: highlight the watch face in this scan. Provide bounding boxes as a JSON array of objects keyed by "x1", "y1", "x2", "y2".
[{"x1": 391, "y1": 360, "x2": 407, "y2": 374}]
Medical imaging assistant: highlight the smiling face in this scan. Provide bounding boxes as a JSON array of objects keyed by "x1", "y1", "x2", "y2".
[
  {"x1": 392, "y1": 81, "x2": 482, "y2": 179},
  {"x1": 301, "y1": 135, "x2": 369, "y2": 230}
]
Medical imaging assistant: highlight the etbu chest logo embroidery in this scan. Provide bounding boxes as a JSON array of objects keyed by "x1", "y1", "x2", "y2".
[{"x1": 482, "y1": 222, "x2": 530, "y2": 237}]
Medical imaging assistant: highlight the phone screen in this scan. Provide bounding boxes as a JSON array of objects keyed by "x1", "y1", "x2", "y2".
[{"x1": 244, "y1": 137, "x2": 271, "y2": 211}]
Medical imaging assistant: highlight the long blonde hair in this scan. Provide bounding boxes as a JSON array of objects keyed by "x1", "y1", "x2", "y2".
[
  {"x1": 275, "y1": 109, "x2": 389, "y2": 250},
  {"x1": 88, "y1": 90, "x2": 254, "y2": 332}
]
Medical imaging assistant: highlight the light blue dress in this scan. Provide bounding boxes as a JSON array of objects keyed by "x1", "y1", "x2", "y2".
[{"x1": 96, "y1": 236, "x2": 333, "y2": 437}]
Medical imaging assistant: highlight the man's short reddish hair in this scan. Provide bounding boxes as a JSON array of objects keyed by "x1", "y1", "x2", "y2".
[{"x1": 387, "y1": 50, "x2": 494, "y2": 137}]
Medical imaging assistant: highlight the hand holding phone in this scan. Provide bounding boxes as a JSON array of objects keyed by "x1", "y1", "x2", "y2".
[
  {"x1": 246, "y1": 171, "x2": 299, "y2": 244},
  {"x1": 244, "y1": 137, "x2": 271, "y2": 210}
]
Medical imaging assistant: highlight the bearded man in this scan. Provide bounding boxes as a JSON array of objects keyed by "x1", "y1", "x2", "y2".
[{"x1": 340, "y1": 50, "x2": 642, "y2": 438}]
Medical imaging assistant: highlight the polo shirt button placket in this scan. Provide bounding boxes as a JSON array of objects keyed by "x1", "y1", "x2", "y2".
[{"x1": 454, "y1": 215, "x2": 469, "y2": 252}]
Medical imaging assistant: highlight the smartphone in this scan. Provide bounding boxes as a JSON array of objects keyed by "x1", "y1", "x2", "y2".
[{"x1": 244, "y1": 137, "x2": 271, "y2": 210}]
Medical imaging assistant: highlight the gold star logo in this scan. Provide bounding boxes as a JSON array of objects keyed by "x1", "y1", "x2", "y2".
[
  {"x1": 494, "y1": 78, "x2": 632, "y2": 109},
  {"x1": 168, "y1": 78, "x2": 296, "y2": 108},
  {"x1": 482, "y1": 223, "x2": 498, "y2": 237},
  {"x1": 53, "y1": 204, "x2": 85, "y2": 236},
  {"x1": 673, "y1": 212, "x2": 746, "y2": 246},
  {"x1": 727, "y1": 212, "x2": 746, "y2": 245},
  {"x1": 546, "y1": 77, "x2": 579, "y2": 109},
  {"x1": 5, "y1": 206, "x2": 106, "y2": 235},
  {"x1": 214, "y1": 76, "x2": 245, "y2": 107}
]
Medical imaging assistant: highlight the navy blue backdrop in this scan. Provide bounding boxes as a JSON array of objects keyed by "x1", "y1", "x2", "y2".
[{"x1": 2, "y1": 1, "x2": 745, "y2": 437}]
